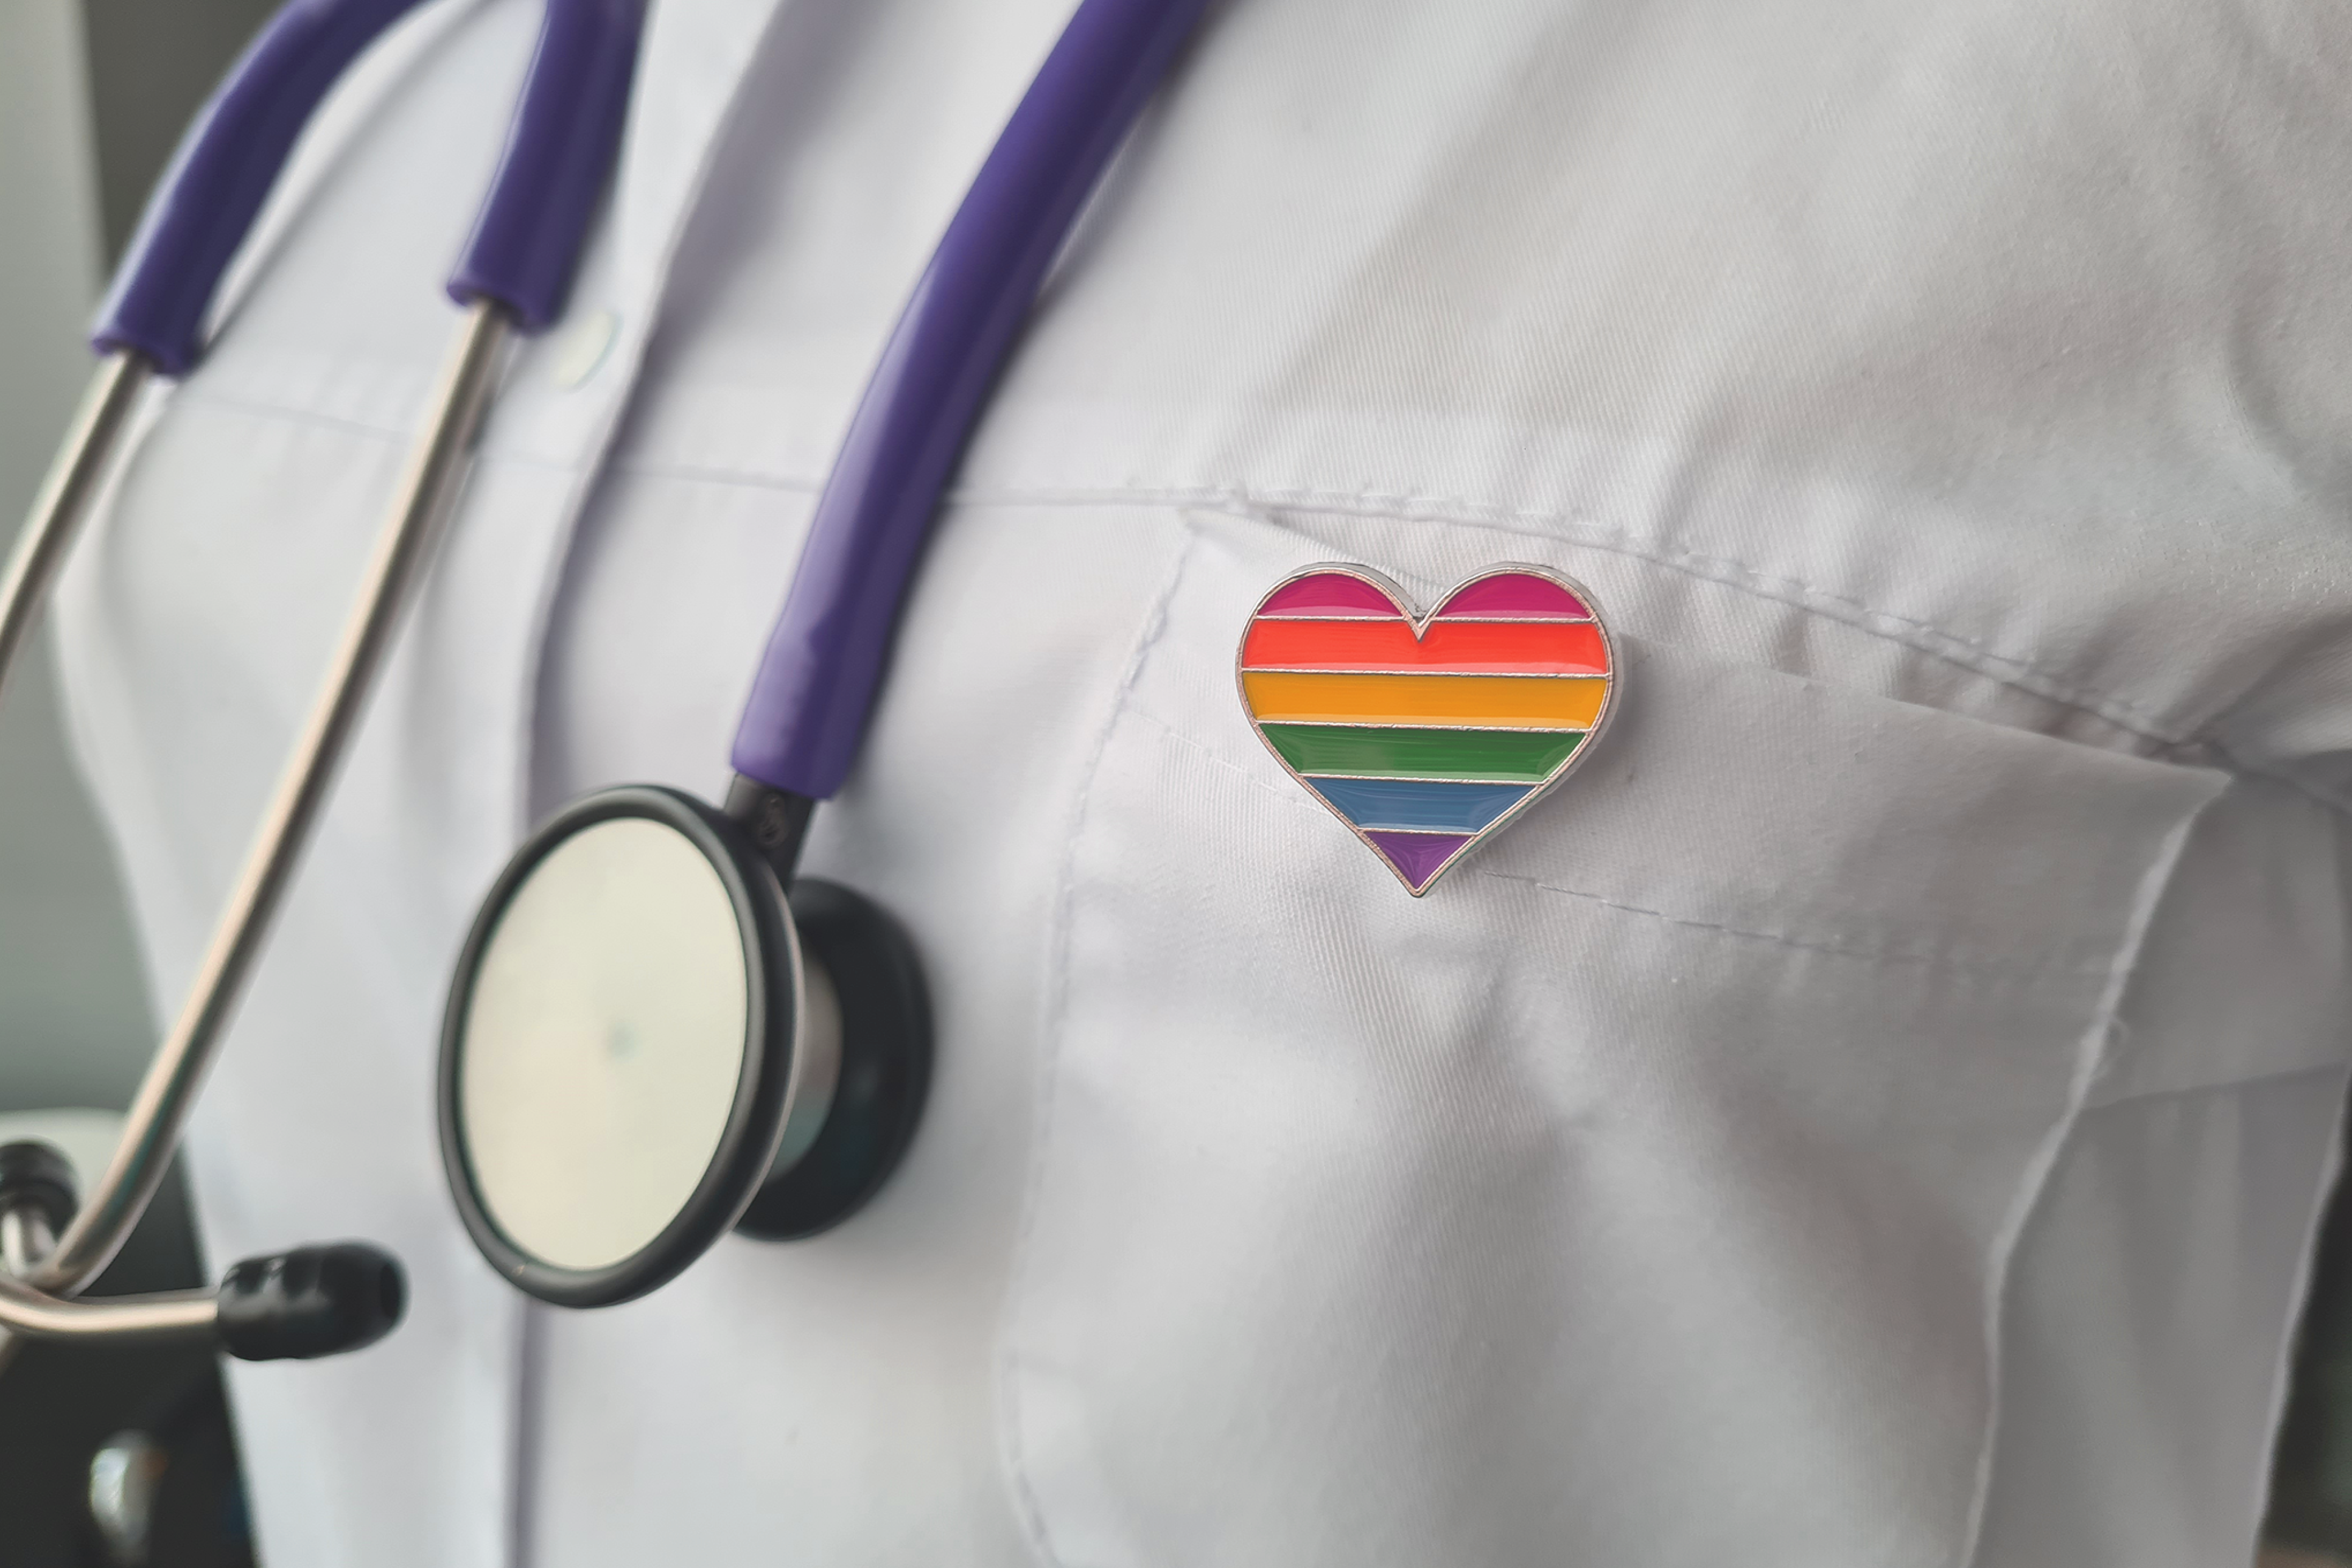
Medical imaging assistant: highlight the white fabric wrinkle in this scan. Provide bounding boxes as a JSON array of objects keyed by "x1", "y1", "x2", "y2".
[
  {"x1": 166, "y1": 0, "x2": 2352, "y2": 791},
  {"x1": 1974, "y1": 1069, "x2": 2352, "y2": 1564},
  {"x1": 1959, "y1": 784, "x2": 2219, "y2": 1566},
  {"x1": 86, "y1": 395, "x2": 2351, "y2": 805},
  {"x1": 950, "y1": 0, "x2": 2352, "y2": 787},
  {"x1": 1130, "y1": 696, "x2": 2119, "y2": 981},
  {"x1": 403, "y1": 432, "x2": 2343, "y2": 778}
]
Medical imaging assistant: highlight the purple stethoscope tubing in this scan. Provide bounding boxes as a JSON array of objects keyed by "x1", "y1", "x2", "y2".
[
  {"x1": 447, "y1": 0, "x2": 643, "y2": 329},
  {"x1": 731, "y1": 0, "x2": 1213, "y2": 802},
  {"x1": 427, "y1": 0, "x2": 1216, "y2": 1300},
  {"x1": 97, "y1": 0, "x2": 638, "y2": 371},
  {"x1": 94, "y1": 0, "x2": 433, "y2": 377}
]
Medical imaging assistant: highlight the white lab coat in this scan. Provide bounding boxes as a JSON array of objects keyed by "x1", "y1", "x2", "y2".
[{"x1": 48, "y1": 0, "x2": 2352, "y2": 1562}]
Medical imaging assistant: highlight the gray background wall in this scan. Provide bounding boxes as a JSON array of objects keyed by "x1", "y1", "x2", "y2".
[
  {"x1": 80, "y1": 0, "x2": 282, "y2": 262},
  {"x1": 0, "y1": 0, "x2": 275, "y2": 1119}
]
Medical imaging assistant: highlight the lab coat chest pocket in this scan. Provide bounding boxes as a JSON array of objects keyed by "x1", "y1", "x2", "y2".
[{"x1": 1003, "y1": 513, "x2": 2224, "y2": 1568}]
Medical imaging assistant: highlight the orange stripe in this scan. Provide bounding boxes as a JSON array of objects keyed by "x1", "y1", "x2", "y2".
[
  {"x1": 1241, "y1": 670, "x2": 1608, "y2": 729},
  {"x1": 1243, "y1": 618, "x2": 1606, "y2": 675}
]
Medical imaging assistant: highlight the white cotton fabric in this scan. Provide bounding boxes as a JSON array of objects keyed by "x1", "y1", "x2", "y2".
[{"x1": 44, "y1": 0, "x2": 2352, "y2": 1563}]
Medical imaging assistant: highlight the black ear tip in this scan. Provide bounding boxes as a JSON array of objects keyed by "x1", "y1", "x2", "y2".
[
  {"x1": 0, "y1": 1138, "x2": 80, "y2": 1235},
  {"x1": 375, "y1": 1252, "x2": 407, "y2": 1321},
  {"x1": 217, "y1": 1242, "x2": 406, "y2": 1362}
]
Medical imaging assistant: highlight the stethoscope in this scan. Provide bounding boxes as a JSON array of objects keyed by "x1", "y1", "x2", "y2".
[{"x1": 0, "y1": 0, "x2": 1208, "y2": 1360}]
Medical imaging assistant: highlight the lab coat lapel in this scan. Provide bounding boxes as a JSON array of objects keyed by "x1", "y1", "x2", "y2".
[
  {"x1": 449, "y1": 0, "x2": 801, "y2": 1557},
  {"x1": 482, "y1": 0, "x2": 797, "y2": 472},
  {"x1": 475, "y1": 0, "x2": 802, "y2": 838}
]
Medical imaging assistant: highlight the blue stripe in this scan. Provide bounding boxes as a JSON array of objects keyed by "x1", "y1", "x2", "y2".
[{"x1": 1303, "y1": 775, "x2": 1533, "y2": 833}]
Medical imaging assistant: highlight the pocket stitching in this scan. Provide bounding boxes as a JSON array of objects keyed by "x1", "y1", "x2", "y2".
[
  {"x1": 998, "y1": 527, "x2": 1203, "y2": 1568},
  {"x1": 1128, "y1": 706, "x2": 2116, "y2": 983}
]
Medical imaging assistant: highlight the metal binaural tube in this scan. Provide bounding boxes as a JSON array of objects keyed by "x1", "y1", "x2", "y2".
[
  {"x1": 0, "y1": 1189, "x2": 211, "y2": 1354},
  {"x1": 0, "y1": 353, "x2": 153, "y2": 710},
  {"x1": 0, "y1": 1270, "x2": 217, "y2": 1346},
  {"x1": 0, "y1": 1203, "x2": 54, "y2": 1373},
  {"x1": 24, "y1": 301, "x2": 512, "y2": 1300},
  {"x1": 0, "y1": 0, "x2": 646, "y2": 1353},
  {"x1": 0, "y1": 1191, "x2": 213, "y2": 1346}
]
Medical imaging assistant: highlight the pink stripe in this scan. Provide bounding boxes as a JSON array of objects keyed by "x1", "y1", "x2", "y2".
[
  {"x1": 1258, "y1": 573, "x2": 1403, "y2": 617},
  {"x1": 1434, "y1": 574, "x2": 1588, "y2": 620}
]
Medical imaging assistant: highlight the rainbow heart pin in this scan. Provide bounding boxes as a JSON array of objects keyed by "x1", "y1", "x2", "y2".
[{"x1": 1236, "y1": 564, "x2": 1619, "y2": 895}]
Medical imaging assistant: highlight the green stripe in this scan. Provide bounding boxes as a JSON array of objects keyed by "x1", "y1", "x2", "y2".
[{"x1": 1259, "y1": 723, "x2": 1586, "y2": 783}]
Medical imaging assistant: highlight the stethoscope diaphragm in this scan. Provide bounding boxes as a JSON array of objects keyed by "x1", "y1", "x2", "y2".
[{"x1": 437, "y1": 787, "x2": 928, "y2": 1307}]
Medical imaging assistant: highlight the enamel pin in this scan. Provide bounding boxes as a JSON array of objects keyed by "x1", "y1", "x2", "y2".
[{"x1": 1236, "y1": 564, "x2": 1619, "y2": 895}]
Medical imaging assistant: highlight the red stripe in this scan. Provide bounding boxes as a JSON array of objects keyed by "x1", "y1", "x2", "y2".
[{"x1": 1242, "y1": 618, "x2": 1608, "y2": 674}]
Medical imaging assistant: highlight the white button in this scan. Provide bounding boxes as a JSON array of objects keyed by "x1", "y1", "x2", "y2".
[{"x1": 548, "y1": 307, "x2": 619, "y2": 389}]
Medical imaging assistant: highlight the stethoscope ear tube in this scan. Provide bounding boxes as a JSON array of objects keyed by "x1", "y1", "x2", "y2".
[
  {"x1": 10, "y1": 0, "x2": 443, "y2": 786},
  {"x1": 729, "y1": 0, "x2": 1213, "y2": 801},
  {"x1": 93, "y1": 0, "x2": 435, "y2": 376},
  {"x1": 10, "y1": 0, "x2": 441, "y2": 718},
  {"x1": 446, "y1": 0, "x2": 648, "y2": 329}
]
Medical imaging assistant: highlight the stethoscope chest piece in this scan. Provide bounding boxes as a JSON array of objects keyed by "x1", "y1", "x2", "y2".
[
  {"x1": 437, "y1": 786, "x2": 929, "y2": 1306},
  {"x1": 0, "y1": 0, "x2": 1204, "y2": 1351}
]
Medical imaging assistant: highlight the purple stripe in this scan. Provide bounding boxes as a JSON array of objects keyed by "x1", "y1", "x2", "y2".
[{"x1": 1362, "y1": 830, "x2": 1472, "y2": 890}]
